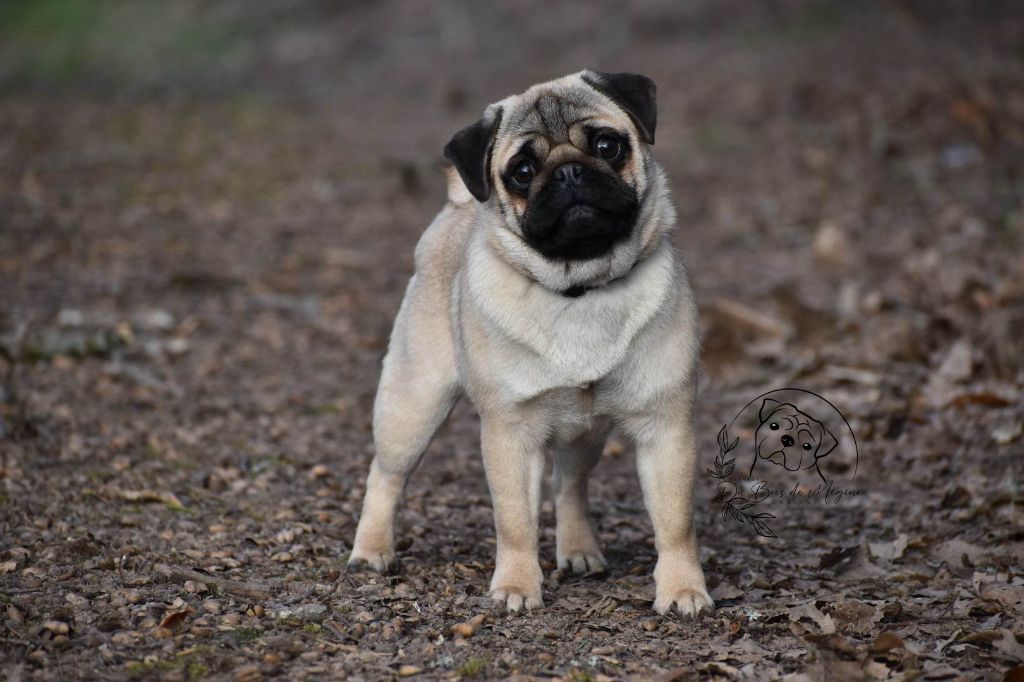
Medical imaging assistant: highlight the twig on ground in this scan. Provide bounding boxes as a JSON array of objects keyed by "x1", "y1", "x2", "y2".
[{"x1": 154, "y1": 563, "x2": 280, "y2": 601}]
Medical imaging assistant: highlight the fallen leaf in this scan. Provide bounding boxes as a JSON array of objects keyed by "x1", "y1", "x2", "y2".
[
  {"x1": 790, "y1": 601, "x2": 837, "y2": 634},
  {"x1": 933, "y1": 539, "x2": 987, "y2": 567},
  {"x1": 868, "y1": 534, "x2": 909, "y2": 562},
  {"x1": 119, "y1": 489, "x2": 184, "y2": 510},
  {"x1": 711, "y1": 583, "x2": 744, "y2": 601},
  {"x1": 936, "y1": 339, "x2": 974, "y2": 383},
  {"x1": 819, "y1": 545, "x2": 860, "y2": 570},
  {"x1": 803, "y1": 632, "x2": 859, "y2": 659},
  {"x1": 159, "y1": 610, "x2": 188, "y2": 629},
  {"x1": 980, "y1": 584, "x2": 1024, "y2": 614},
  {"x1": 993, "y1": 629, "x2": 1024, "y2": 662},
  {"x1": 870, "y1": 631, "x2": 905, "y2": 654},
  {"x1": 708, "y1": 297, "x2": 793, "y2": 338},
  {"x1": 1004, "y1": 665, "x2": 1024, "y2": 682},
  {"x1": 827, "y1": 600, "x2": 881, "y2": 635}
]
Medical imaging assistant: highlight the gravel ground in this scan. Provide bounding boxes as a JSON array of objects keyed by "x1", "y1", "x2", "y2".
[{"x1": 2, "y1": 2, "x2": 1023, "y2": 680}]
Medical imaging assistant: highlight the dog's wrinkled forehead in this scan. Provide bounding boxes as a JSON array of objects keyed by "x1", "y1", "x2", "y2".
[
  {"x1": 494, "y1": 71, "x2": 649, "y2": 147},
  {"x1": 501, "y1": 89, "x2": 614, "y2": 143},
  {"x1": 770, "y1": 404, "x2": 813, "y2": 428}
]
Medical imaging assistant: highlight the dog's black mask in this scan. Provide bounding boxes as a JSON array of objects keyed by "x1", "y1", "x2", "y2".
[{"x1": 521, "y1": 164, "x2": 639, "y2": 262}]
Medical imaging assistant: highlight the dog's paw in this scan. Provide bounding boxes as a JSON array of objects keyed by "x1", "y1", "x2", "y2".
[
  {"x1": 490, "y1": 586, "x2": 544, "y2": 613},
  {"x1": 346, "y1": 547, "x2": 396, "y2": 574},
  {"x1": 489, "y1": 559, "x2": 543, "y2": 613},
  {"x1": 556, "y1": 550, "x2": 608, "y2": 577},
  {"x1": 653, "y1": 587, "x2": 714, "y2": 617}
]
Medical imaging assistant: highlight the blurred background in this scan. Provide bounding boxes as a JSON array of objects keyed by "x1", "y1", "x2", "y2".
[{"x1": 1, "y1": 1, "x2": 1023, "y2": 679}]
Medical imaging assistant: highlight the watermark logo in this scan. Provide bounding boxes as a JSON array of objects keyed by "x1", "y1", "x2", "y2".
[{"x1": 708, "y1": 388, "x2": 862, "y2": 538}]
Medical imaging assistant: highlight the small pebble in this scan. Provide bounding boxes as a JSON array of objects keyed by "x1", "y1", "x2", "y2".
[
  {"x1": 450, "y1": 622, "x2": 475, "y2": 638},
  {"x1": 41, "y1": 620, "x2": 69, "y2": 635}
]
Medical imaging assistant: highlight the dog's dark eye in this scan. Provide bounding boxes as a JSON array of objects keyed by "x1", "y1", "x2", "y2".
[
  {"x1": 509, "y1": 160, "x2": 535, "y2": 188},
  {"x1": 802, "y1": 443, "x2": 812, "y2": 450},
  {"x1": 593, "y1": 133, "x2": 624, "y2": 162},
  {"x1": 769, "y1": 423, "x2": 779, "y2": 431}
]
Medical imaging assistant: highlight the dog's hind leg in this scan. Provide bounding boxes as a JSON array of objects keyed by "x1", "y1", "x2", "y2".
[
  {"x1": 552, "y1": 427, "x2": 610, "y2": 576},
  {"x1": 349, "y1": 277, "x2": 458, "y2": 572}
]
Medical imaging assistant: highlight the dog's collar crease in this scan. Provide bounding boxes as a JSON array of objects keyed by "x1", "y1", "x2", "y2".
[{"x1": 559, "y1": 259, "x2": 641, "y2": 298}]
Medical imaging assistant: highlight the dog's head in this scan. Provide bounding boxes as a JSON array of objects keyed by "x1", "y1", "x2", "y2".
[
  {"x1": 754, "y1": 399, "x2": 837, "y2": 473},
  {"x1": 444, "y1": 70, "x2": 672, "y2": 292}
]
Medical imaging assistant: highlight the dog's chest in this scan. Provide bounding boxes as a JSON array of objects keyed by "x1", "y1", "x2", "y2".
[{"x1": 463, "y1": 242, "x2": 677, "y2": 403}]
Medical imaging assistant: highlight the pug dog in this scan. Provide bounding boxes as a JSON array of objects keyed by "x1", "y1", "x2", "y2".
[
  {"x1": 348, "y1": 71, "x2": 712, "y2": 616},
  {"x1": 750, "y1": 399, "x2": 838, "y2": 482}
]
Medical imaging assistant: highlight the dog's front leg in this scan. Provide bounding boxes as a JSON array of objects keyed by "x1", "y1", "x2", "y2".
[
  {"x1": 480, "y1": 415, "x2": 545, "y2": 612},
  {"x1": 631, "y1": 410, "x2": 713, "y2": 617}
]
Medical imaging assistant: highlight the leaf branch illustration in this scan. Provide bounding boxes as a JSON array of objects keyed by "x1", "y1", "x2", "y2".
[
  {"x1": 707, "y1": 424, "x2": 738, "y2": 479},
  {"x1": 709, "y1": 424, "x2": 777, "y2": 538}
]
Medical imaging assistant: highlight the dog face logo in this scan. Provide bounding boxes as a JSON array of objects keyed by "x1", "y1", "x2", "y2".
[{"x1": 750, "y1": 399, "x2": 837, "y2": 482}]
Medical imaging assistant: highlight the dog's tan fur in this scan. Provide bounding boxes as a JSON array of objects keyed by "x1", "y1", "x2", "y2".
[{"x1": 349, "y1": 71, "x2": 712, "y2": 616}]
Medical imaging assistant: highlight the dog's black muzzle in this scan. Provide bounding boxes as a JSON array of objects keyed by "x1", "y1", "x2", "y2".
[{"x1": 521, "y1": 163, "x2": 638, "y2": 261}]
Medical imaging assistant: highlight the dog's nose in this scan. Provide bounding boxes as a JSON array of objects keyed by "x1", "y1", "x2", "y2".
[
  {"x1": 781, "y1": 435, "x2": 795, "y2": 448},
  {"x1": 554, "y1": 162, "x2": 584, "y2": 185}
]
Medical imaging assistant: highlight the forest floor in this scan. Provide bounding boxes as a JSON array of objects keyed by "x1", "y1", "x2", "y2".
[{"x1": 1, "y1": 1, "x2": 1023, "y2": 680}]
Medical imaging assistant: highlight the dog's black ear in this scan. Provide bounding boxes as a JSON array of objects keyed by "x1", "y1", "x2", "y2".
[
  {"x1": 583, "y1": 71, "x2": 657, "y2": 144},
  {"x1": 758, "y1": 398, "x2": 783, "y2": 424},
  {"x1": 443, "y1": 106, "x2": 503, "y2": 202},
  {"x1": 815, "y1": 425, "x2": 838, "y2": 460}
]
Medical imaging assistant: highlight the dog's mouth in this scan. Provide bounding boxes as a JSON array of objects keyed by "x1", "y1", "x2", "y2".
[
  {"x1": 759, "y1": 449, "x2": 803, "y2": 471},
  {"x1": 562, "y1": 204, "x2": 600, "y2": 221},
  {"x1": 521, "y1": 172, "x2": 639, "y2": 261},
  {"x1": 524, "y1": 201, "x2": 638, "y2": 261}
]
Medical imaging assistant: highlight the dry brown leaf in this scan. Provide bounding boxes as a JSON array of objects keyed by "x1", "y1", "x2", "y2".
[
  {"x1": 933, "y1": 539, "x2": 987, "y2": 567},
  {"x1": 234, "y1": 664, "x2": 263, "y2": 682},
  {"x1": 790, "y1": 601, "x2": 837, "y2": 634},
  {"x1": 1004, "y1": 665, "x2": 1024, "y2": 682},
  {"x1": 119, "y1": 489, "x2": 184, "y2": 510},
  {"x1": 159, "y1": 609, "x2": 188, "y2": 629},
  {"x1": 708, "y1": 297, "x2": 793, "y2": 338},
  {"x1": 870, "y1": 631, "x2": 905, "y2": 654},
  {"x1": 980, "y1": 583, "x2": 1024, "y2": 614},
  {"x1": 803, "y1": 632, "x2": 859, "y2": 659},
  {"x1": 992, "y1": 629, "x2": 1024, "y2": 662},
  {"x1": 868, "y1": 534, "x2": 909, "y2": 562},
  {"x1": 828, "y1": 600, "x2": 881, "y2": 635}
]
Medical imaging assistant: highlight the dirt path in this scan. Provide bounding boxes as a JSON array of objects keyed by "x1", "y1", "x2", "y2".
[{"x1": 2, "y1": 2, "x2": 1023, "y2": 680}]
